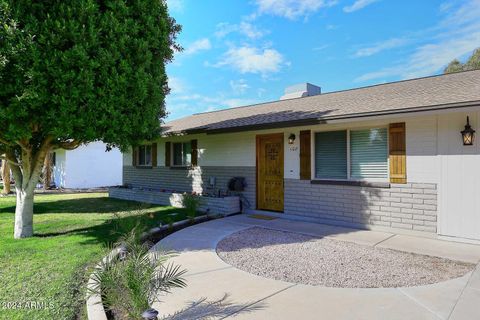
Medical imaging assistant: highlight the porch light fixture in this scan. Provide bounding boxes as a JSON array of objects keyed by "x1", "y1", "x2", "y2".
[
  {"x1": 461, "y1": 116, "x2": 475, "y2": 146},
  {"x1": 288, "y1": 133, "x2": 296, "y2": 144}
]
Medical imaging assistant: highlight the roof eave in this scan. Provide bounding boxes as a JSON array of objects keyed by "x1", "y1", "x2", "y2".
[{"x1": 163, "y1": 100, "x2": 480, "y2": 136}]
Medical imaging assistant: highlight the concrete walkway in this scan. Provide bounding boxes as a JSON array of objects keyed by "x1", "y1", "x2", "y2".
[{"x1": 152, "y1": 215, "x2": 480, "y2": 320}]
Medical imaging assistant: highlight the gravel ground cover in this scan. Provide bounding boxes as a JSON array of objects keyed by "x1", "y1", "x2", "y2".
[{"x1": 216, "y1": 227, "x2": 475, "y2": 288}]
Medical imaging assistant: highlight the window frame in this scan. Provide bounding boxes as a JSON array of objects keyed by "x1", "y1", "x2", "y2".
[
  {"x1": 312, "y1": 125, "x2": 390, "y2": 182},
  {"x1": 137, "y1": 144, "x2": 153, "y2": 167},
  {"x1": 171, "y1": 141, "x2": 192, "y2": 167}
]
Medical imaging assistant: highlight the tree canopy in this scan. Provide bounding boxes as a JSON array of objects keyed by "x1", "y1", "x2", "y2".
[
  {"x1": 1, "y1": 0, "x2": 181, "y2": 150},
  {"x1": 0, "y1": 0, "x2": 181, "y2": 238},
  {"x1": 444, "y1": 48, "x2": 480, "y2": 74}
]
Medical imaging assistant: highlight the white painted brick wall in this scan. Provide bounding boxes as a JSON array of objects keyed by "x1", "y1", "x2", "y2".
[
  {"x1": 284, "y1": 179, "x2": 437, "y2": 233},
  {"x1": 121, "y1": 166, "x2": 438, "y2": 233},
  {"x1": 123, "y1": 166, "x2": 256, "y2": 210},
  {"x1": 109, "y1": 188, "x2": 241, "y2": 216}
]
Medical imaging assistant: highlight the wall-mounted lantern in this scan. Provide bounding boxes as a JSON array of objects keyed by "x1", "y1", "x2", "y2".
[
  {"x1": 461, "y1": 116, "x2": 475, "y2": 146},
  {"x1": 288, "y1": 133, "x2": 296, "y2": 144}
]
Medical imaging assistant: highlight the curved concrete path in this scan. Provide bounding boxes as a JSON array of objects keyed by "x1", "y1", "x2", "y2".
[{"x1": 152, "y1": 215, "x2": 480, "y2": 320}]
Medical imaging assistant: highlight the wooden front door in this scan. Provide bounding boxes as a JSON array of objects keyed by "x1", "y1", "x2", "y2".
[{"x1": 256, "y1": 133, "x2": 284, "y2": 212}]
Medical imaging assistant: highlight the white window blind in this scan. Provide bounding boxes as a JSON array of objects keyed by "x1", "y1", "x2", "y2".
[{"x1": 350, "y1": 128, "x2": 388, "y2": 179}]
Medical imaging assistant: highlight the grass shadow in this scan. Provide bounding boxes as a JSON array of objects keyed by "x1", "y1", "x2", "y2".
[
  {"x1": 0, "y1": 196, "x2": 151, "y2": 214},
  {"x1": 35, "y1": 206, "x2": 193, "y2": 247},
  {"x1": 0, "y1": 194, "x2": 194, "y2": 248}
]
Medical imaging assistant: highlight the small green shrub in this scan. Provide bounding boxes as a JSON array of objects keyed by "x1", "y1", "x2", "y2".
[
  {"x1": 88, "y1": 226, "x2": 187, "y2": 319},
  {"x1": 165, "y1": 216, "x2": 174, "y2": 230},
  {"x1": 181, "y1": 193, "x2": 202, "y2": 222}
]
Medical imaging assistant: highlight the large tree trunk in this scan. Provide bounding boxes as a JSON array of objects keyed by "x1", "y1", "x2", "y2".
[
  {"x1": 8, "y1": 139, "x2": 52, "y2": 239},
  {"x1": 1, "y1": 159, "x2": 11, "y2": 194},
  {"x1": 14, "y1": 188, "x2": 34, "y2": 238},
  {"x1": 11, "y1": 165, "x2": 43, "y2": 239}
]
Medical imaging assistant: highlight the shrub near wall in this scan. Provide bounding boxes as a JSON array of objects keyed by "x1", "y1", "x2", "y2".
[{"x1": 109, "y1": 187, "x2": 241, "y2": 216}]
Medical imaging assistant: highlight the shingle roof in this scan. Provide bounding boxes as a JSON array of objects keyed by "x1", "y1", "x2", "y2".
[{"x1": 163, "y1": 70, "x2": 480, "y2": 135}]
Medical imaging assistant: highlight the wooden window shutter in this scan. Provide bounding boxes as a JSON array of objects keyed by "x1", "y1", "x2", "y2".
[
  {"x1": 165, "y1": 142, "x2": 171, "y2": 167},
  {"x1": 299, "y1": 130, "x2": 311, "y2": 180},
  {"x1": 389, "y1": 123, "x2": 406, "y2": 184},
  {"x1": 191, "y1": 139, "x2": 198, "y2": 166},
  {"x1": 151, "y1": 143, "x2": 157, "y2": 167},
  {"x1": 132, "y1": 147, "x2": 138, "y2": 166}
]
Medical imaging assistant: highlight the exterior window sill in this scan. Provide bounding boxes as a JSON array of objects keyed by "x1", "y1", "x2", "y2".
[
  {"x1": 310, "y1": 179, "x2": 390, "y2": 188},
  {"x1": 135, "y1": 165, "x2": 153, "y2": 169}
]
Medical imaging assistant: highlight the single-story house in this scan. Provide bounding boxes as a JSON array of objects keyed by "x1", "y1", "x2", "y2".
[
  {"x1": 53, "y1": 141, "x2": 122, "y2": 188},
  {"x1": 112, "y1": 70, "x2": 480, "y2": 243}
]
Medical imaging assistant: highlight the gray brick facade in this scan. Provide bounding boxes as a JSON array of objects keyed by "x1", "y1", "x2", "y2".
[
  {"x1": 121, "y1": 166, "x2": 438, "y2": 233},
  {"x1": 109, "y1": 187, "x2": 241, "y2": 216},
  {"x1": 284, "y1": 179, "x2": 437, "y2": 233},
  {"x1": 123, "y1": 166, "x2": 256, "y2": 210}
]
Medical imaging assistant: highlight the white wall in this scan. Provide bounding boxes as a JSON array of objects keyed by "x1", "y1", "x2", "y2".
[
  {"x1": 284, "y1": 130, "x2": 300, "y2": 179},
  {"x1": 405, "y1": 117, "x2": 439, "y2": 183},
  {"x1": 123, "y1": 132, "x2": 258, "y2": 168},
  {"x1": 199, "y1": 132, "x2": 256, "y2": 167},
  {"x1": 53, "y1": 149, "x2": 66, "y2": 188},
  {"x1": 55, "y1": 142, "x2": 123, "y2": 188},
  {"x1": 438, "y1": 111, "x2": 480, "y2": 241}
]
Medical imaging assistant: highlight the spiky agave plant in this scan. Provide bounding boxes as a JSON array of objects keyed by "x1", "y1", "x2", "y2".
[{"x1": 88, "y1": 226, "x2": 187, "y2": 319}]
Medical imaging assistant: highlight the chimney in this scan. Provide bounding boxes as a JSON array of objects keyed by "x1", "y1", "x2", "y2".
[{"x1": 280, "y1": 83, "x2": 321, "y2": 100}]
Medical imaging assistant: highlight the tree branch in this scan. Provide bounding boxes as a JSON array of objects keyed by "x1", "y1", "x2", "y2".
[
  {"x1": 0, "y1": 155, "x2": 21, "y2": 167},
  {"x1": 10, "y1": 161, "x2": 22, "y2": 190},
  {"x1": 0, "y1": 136, "x2": 12, "y2": 146},
  {"x1": 54, "y1": 139, "x2": 82, "y2": 150},
  {"x1": 15, "y1": 139, "x2": 30, "y2": 152},
  {"x1": 25, "y1": 136, "x2": 54, "y2": 191}
]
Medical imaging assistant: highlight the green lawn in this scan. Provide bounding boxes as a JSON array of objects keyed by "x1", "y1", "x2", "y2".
[{"x1": 0, "y1": 193, "x2": 191, "y2": 320}]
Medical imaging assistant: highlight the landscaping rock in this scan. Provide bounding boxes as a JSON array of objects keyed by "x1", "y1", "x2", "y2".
[{"x1": 216, "y1": 227, "x2": 475, "y2": 288}]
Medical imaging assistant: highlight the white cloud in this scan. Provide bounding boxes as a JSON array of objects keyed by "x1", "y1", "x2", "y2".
[
  {"x1": 221, "y1": 98, "x2": 258, "y2": 108},
  {"x1": 215, "y1": 22, "x2": 266, "y2": 39},
  {"x1": 215, "y1": 46, "x2": 285, "y2": 75},
  {"x1": 165, "y1": 77, "x2": 262, "y2": 120},
  {"x1": 215, "y1": 23, "x2": 236, "y2": 38},
  {"x1": 166, "y1": 0, "x2": 184, "y2": 12},
  {"x1": 313, "y1": 44, "x2": 330, "y2": 51},
  {"x1": 402, "y1": 35, "x2": 480, "y2": 79},
  {"x1": 254, "y1": 0, "x2": 338, "y2": 20},
  {"x1": 230, "y1": 79, "x2": 250, "y2": 94},
  {"x1": 355, "y1": 0, "x2": 480, "y2": 82},
  {"x1": 167, "y1": 92, "x2": 259, "y2": 118},
  {"x1": 343, "y1": 0, "x2": 379, "y2": 13},
  {"x1": 168, "y1": 77, "x2": 186, "y2": 94},
  {"x1": 257, "y1": 88, "x2": 267, "y2": 97},
  {"x1": 354, "y1": 38, "x2": 408, "y2": 57},
  {"x1": 239, "y1": 22, "x2": 266, "y2": 39},
  {"x1": 183, "y1": 38, "x2": 211, "y2": 55},
  {"x1": 439, "y1": 1, "x2": 454, "y2": 12},
  {"x1": 200, "y1": 98, "x2": 258, "y2": 113}
]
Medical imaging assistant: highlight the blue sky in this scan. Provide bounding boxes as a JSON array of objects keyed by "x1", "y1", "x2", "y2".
[{"x1": 165, "y1": 0, "x2": 480, "y2": 121}]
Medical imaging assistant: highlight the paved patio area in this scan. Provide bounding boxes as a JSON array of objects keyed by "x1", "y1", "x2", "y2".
[{"x1": 152, "y1": 215, "x2": 480, "y2": 320}]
